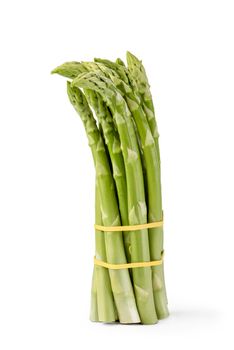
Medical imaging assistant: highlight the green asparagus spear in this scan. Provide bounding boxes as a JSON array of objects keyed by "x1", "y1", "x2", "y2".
[
  {"x1": 52, "y1": 63, "x2": 131, "y2": 262},
  {"x1": 126, "y1": 52, "x2": 169, "y2": 318},
  {"x1": 80, "y1": 61, "x2": 169, "y2": 318},
  {"x1": 72, "y1": 72, "x2": 158, "y2": 324},
  {"x1": 66, "y1": 82, "x2": 140, "y2": 323},
  {"x1": 94, "y1": 184, "x2": 118, "y2": 322},
  {"x1": 85, "y1": 90, "x2": 131, "y2": 262},
  {"x1": 90, "y1": 265, "x2": 98, "y2": 322},
  {"x1": 52, "y1": 53, "x2": 170, "y2": 323}
]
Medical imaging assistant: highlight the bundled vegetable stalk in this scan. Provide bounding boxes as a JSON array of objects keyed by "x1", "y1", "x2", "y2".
[{"x1": 52, "y1": 52, "x2": 169, "y2": 324}]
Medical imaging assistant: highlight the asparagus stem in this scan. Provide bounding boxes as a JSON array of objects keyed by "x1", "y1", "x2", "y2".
[
  {"x1": 52, "y1": 64, "x2": 118, "y2": 321},
  {"x1": 126, "y1": 52, "x2": 169, "y2": 319},
  {"x1": 90, "y1": 266, "x2": 99, "y2": 322},
  {"x1": 94, "y1": 184, "x2": 117, "y2": 322},
  {"x1": 83, "y1": 60, "x2": 169, "y2": 318},
  {"x1": 84, "y1": 89, "x2": 131, "y2": 262},
  {"x1": 126, "y1": 52, "x2": 159, "y2": 142},
  {"x1": 73, "y1": 73, "x2": 158, "y2": 324},
  {"x1": 52, "y1": 53, "x2": 170, "y2": 323},
  {"x1": 89, "y1": 56, "x2": 169, "y2": 319},
  {"x1": 67, "y1": 82, "x2": 140, "y2": 324},
  {"x1": 82, "y1": 61, "x2": 149, "y2": 215}
]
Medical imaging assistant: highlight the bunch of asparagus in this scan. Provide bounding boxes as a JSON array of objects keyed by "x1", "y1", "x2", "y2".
[{"x1": 52, "y1": 52, "x2": 169, "y2": 324}]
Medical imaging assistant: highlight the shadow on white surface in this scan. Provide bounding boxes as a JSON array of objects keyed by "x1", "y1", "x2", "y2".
[
  {"x1": 171, "y1": 308, "x2": 220, "y2": 320},
  {"x1": 95, "y1": 307, "x2": 220, "y2": 329},
  {"x1": 163, "y1": 307, "x2": 222, "y2": 335}
]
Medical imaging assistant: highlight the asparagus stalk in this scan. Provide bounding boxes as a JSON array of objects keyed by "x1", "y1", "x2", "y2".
[
  {"x1": 80, "y1": 61, "x2": 169, "y2": 318},
  {"x1": 90, "y1": 266, "x2": 98, "y2": 321},
  {"x1": 52, "y1": 63, "x2": 131, "y2": 262},
  {"x1": 82, "y1": 61, "x2": 149, "y2": 210},
  {"x1": 94, "y1": 184, "x2": 117, "y2": 322},
  {"x1": 52, "y1": 53, "x2": 170, "y2": 324},
  {"x1": 52, "y1": 65, "x2": 116, "y2": 321},
  {"x1": 126, "y1": 52, "x2": 169, "y2": 318},
  {"x1": 72, "y1": 72, "x2": 158, "y2": 324},
  {"x1": 126, "y1": 52, "x2": 159, "y2": 142},
  {"x1": 66, "y1": 82, "x2": 140, "y2": 323},
  {"x1": 84, "y1": 90, "x2": 131, "y2": 262}
]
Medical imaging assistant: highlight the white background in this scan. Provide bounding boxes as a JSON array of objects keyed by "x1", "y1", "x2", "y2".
[{"x1": 0, "y1": 0, "x2": 234, "y2": 349}]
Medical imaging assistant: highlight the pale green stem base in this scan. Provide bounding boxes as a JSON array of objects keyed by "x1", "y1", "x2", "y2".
[{"x1": 90, "y1": 266, "x2": 99, "y2": 322}]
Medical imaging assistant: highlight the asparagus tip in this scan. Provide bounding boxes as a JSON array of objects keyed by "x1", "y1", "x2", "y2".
[
  {"x1": 126, "y1": 51, "x2": 142, "y2": 67},
  {"x1": 51, "y1": 67, "x2": 58, "y2": 75}
]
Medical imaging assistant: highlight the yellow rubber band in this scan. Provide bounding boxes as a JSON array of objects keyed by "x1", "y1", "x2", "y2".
[
  {"x1": 94, "y1": 252, "x2": 164, "y2": 270},
  {"x1": 94, "y1": 220, "x2": 163, "y2": 232}
]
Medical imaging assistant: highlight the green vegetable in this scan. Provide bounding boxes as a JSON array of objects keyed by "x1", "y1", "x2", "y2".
[
  {"x1": 86, "y1": 91, "x2": 132, "y2": 263},
  {"x1": 72, "y1": 72, "x2": 158, "y2": 324},
  {"x1": 67, "y1": 82, "x2": 140, "y2": 323},
  {"x1": 52, "y1": 52, "x2": 169, "y2": 324},
  {"x1": 90, "y1": 265, "x2": 98, "y2": 322},
  {"x1": 126, "y1": 52, "x2": 169, "y2": 318}
]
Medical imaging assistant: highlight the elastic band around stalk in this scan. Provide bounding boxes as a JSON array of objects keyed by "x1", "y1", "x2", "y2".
[
  {"x1": 94, "y1": 252, "x2": 164, "y2": 270},
  {"x1": 94, "y1": 220, "x2": 163, "y2": 232}
]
